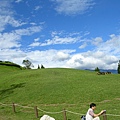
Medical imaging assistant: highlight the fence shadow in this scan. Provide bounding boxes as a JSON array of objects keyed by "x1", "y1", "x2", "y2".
[{"x1": 0, "y1": 83, "x2": 26, "y2": 100}]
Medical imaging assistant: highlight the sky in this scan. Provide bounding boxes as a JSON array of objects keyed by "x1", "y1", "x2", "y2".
[{"x1": 0, "y1": 0, "x2": 120, "y2": 70}]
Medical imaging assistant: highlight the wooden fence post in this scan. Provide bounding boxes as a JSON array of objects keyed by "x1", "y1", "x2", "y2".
[
  {"x1": 34, "y1": 106, "x2": 39, "y2": 118},
  {"x1": 63, "y1": 108, "x2": 67, "y2": 120},
  {"x1": 12, "y1": 103, "x2": 16, "y2": 113},
  {"x1": 103, "y1": 111, "x2": 107, "y2": 120}
]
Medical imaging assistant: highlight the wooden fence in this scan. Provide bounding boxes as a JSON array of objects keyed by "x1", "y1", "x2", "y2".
[{"x1": 0, "y1": 102, "x2": 118, "y2": 120}]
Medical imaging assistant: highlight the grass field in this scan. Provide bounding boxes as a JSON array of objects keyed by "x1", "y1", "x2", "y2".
[{"x1": 0, "y1": 65, "x2": 120, "y2": 120}]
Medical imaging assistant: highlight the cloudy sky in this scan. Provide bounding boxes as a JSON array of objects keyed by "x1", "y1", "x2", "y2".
[{"x1": 0, "y1": 0, "x2": 120, "y2": 70}]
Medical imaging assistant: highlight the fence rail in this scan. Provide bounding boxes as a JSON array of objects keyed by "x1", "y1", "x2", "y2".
[{"x1": 0, "y1": 102, "x2": 120, "y2": 120}]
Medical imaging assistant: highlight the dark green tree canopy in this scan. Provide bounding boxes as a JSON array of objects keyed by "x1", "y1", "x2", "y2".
[
  {"x1": 95, "y1": 67, "x2": 100, "y2": 72},
  {"x1": 41, "y1": 64, "x2": 45, "y2": 69},
  {"x1": 117, "y1": 60, "x2": 120, "y2": 74},
  {"x1": 38, "y1": 64, "x2": 40, "y2": 69},
  {"x1": 22, "y1": 60, "x2": 34, "y2": 69}
]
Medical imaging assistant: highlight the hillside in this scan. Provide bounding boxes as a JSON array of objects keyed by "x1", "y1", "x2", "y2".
[
  {"x1": 0, "y1": 65, "x2": 120, "y2": 120},
  {"x1": 0, "y1": 61, "x2": 22, "y2": 68}
]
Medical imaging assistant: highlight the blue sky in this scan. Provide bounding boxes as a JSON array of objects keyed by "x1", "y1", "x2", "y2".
[{"x1": 0, "y1": 0, "x2": 120, "y2": 69}]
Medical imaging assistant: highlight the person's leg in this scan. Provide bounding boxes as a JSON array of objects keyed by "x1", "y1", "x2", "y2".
[{"x1": 93, "y1": 117, "x2": 100, "y2": 120}]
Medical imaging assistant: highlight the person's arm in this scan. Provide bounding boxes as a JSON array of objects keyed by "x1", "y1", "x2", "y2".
[{"x1": 93, "y1": 110, "x2": 104, "y2": 117}]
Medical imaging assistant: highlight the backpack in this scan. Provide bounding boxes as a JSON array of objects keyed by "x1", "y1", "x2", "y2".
[{"x1": 81, "y1": 115, "x2": 86, "y2": 120}]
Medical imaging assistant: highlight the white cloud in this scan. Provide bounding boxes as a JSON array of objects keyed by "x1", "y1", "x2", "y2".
[
  {"x1": 96, "y1": 34, "x2": 120, "y2": 56},
  {"x1": 79, "y1": 42, "x2": 87, "y2": 49},
  {"x1": 29, "y1": 38, "x2": 41, "y2": 47},
  {"x1": 66, "y1": 51, "x2": 118, "y2": 70},
  {"x1": 0, "y1": 0, "x2": 25, "y2": 32},
  {"x1": 29, "y1": 42, "x2": 40, "y2": 47},
  {"x1": 30, "y1": 22, "x2": 37, "y2": 26},
  {"x1": 0, "y1": 32, "x2": 21, "y2": 49},
  {"x1": 29, "y1": 31, "x2": 82, "y2": 47},
  {"x1": 0, "y1": 26, "x2": 42, "y2": 49},
  {"x1": 51, "y1": 0, "x2": 95, "y2": 15},
  {"x1": 0, "y1": 49, "x2": 26, "y2": 65},
  {"x1": 92, "y1": 37, "x2": 103, "y2": 46},
  {"x1": 34, "y1": 6, "x2": 41, "y2": 11},
  {"x1": 34, "y1": 38, "x2": 40, "y2": 42},
  {"x1": 15, "y1": 26, "x2": 42, "y2": 36},
  {"x1": 78, "y1": 37, "x2": 103, "y2": 49},
  {"x1": 53, "y1": 51, "x2": 70, "y2": 61},
  {"x1": 40, "y1": 36, "x2": 80, "y2": 46},
  {"x1": 15, "y1": 0, "x2": 23, "y2": 3},
  {"x1": 5, "y1": 16, "x2": 26, "y2": 27}
]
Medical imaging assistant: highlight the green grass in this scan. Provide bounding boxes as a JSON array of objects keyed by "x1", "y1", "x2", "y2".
[{"x1": 0, "y1": 65, "x2": 120, "y2": 120}]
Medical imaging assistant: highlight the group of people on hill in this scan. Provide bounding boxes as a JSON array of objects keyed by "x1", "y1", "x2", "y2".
[{"x1": 97, "y1": 71, "x2": 112, "y2": 75}]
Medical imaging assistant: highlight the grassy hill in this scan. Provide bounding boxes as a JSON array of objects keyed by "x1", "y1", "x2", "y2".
[{"x1": 0, "y1": 65, "x2": 120, "y2": 120}]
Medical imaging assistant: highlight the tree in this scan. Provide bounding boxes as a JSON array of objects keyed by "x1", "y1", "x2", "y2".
[
  {"x1": 38, "y1": 64, "x2": 40, "y2": 69},
  {"x1": 117, "y1": 60, "x2": 120, "y2": 74},
  {"x1": 22, "y1": 60, "x2": 34, "y2": 69},
  {"x1": 41, "y1": 64, "x2": 45, "y2": 69},
  {"x1": 95, "y1": 67, "x2": 100, "y2": 72}
]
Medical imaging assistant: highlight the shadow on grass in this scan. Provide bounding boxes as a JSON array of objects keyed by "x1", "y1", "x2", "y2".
[{"x1": 0, "y1": 83, "x2": 26, "y2": 100}]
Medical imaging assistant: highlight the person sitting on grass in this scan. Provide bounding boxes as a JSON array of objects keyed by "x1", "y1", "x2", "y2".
[{"x1": 86, "y1": 103, "x2": 104, "y2": 120}]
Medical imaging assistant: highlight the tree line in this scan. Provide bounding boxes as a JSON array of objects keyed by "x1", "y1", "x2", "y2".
[{"x1": 22, "y1": 60, "x2": 45, "y2": 69}]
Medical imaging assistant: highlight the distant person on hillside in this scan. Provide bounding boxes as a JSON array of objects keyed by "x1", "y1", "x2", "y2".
[{"x1": 86, "y1": 103, "x2": 104, "y2": 120}]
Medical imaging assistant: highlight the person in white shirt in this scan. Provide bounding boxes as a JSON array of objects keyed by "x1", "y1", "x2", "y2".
[{"x1": 86, "y1": 103, "x2": 104, "y2": 120}]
